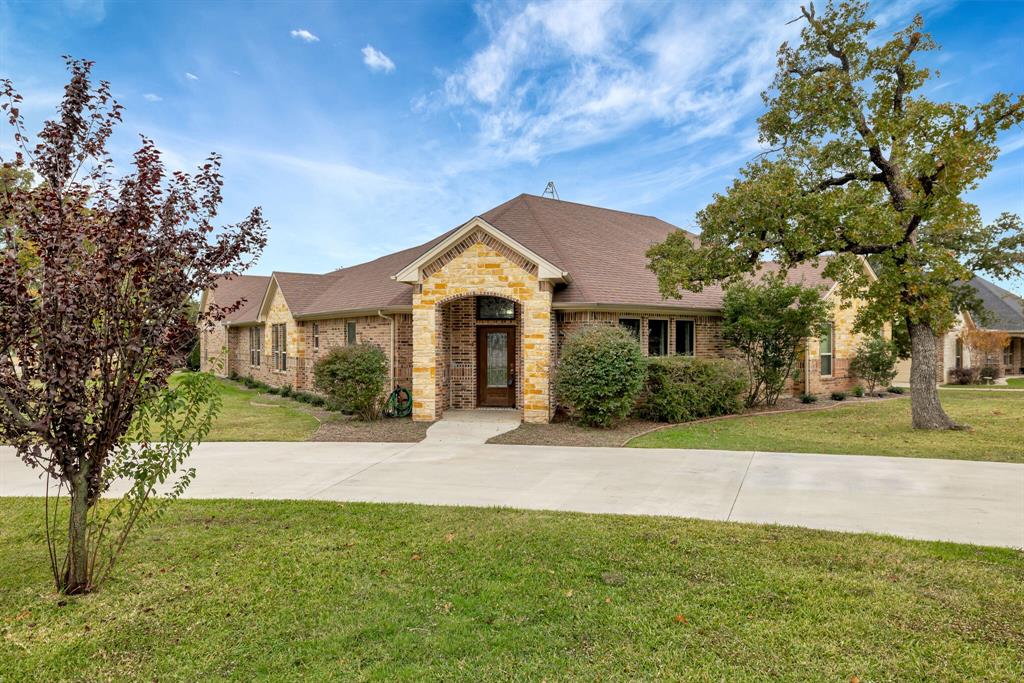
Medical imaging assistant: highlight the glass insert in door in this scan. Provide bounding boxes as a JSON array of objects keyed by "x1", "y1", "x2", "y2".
[{"x1": 486, "y1": 332, "x2": 508, "y2": 387}]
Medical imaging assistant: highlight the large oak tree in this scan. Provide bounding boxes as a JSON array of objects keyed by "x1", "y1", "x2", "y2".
[{"x1": 648, "y1": 0, "x2": 1023, "y2": 429}]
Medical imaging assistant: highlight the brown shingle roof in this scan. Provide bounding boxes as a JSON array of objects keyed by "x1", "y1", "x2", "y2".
[
  {"x1": 227, "y1": 194, "x2": 835, "y2": 319},
  {"x1": 206, "y1": 274, "x2": 271, "y2": 323}
]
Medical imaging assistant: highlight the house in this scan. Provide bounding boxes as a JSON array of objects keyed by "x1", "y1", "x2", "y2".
[
  {"x1": 199, "y1": 194, "x2": 875, "y2": 422},
  {"x1": 894, "y1": 276, "x2": 1024, "y2": 382}
]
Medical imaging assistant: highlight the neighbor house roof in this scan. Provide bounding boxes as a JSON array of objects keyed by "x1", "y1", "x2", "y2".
[
  {"x1": 206, "y1": 194, "x2": 837, "y2": 320},
  {"x1": 204, "y1": 274, "x2": 272, "y2": 324},
  {"x1": 967, "y1": 276, "x2": 1024, "y2": 332}
]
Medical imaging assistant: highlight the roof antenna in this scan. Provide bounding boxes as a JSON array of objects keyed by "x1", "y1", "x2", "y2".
[{"x1": 541, "y1": 181, "x2": 559, "y2": 200}]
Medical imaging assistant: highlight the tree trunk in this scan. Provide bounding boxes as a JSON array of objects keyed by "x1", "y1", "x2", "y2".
[
  {"x1": 62, "y1": 468, "x2": 91, "y2": 594},
  {"x1": 908, "y1": 321, "x2": 959, "y2": 430}
]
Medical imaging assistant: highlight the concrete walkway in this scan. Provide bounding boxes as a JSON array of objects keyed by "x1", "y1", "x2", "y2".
[
  {"x1": 3, "y1": 442, "x2": 1021, "y2": 549},
  {"x1": 421, "y1": 409, "x2": 521, "y2": 445}
]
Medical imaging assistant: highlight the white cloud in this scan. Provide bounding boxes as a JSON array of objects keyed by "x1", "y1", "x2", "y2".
[
  {"x1": 426, "y1": 1, "x2": 800, "y2": 168},
  {"x1": 185, "y1": 72, "x2": 199, "y2": 81},
  {"x1": 361, "y1": 45, "x2": 395, "y2": 73},
  {"x1": 290, "y1": 29, "x2": 319, "y2": 43},
  {"x1": 143, "y1": 93, "x2": 162, "y2": 102}
]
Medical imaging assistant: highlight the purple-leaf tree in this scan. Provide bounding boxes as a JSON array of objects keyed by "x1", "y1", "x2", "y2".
[{"x1": 0, "y1": 58, "x2": 267, "y2": 594}]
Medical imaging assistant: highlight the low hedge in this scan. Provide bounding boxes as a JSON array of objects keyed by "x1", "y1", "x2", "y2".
[
  {"x1": 314, "y1": 344, "x2": 389, "y2": 420},
  {"x1": 635, "y1": 356, "x2": 748, "y2": 423}
]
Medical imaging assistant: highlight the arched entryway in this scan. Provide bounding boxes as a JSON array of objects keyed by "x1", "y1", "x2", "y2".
[{"x1": 433, "y1": 293, "x2": 523, "y2": 413}]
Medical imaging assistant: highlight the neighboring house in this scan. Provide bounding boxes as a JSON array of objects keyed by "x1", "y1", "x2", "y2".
[
  {"x1": 892, "y1": 276, "x2": 1024, "y2": 384},
  {"x1": 199, "y1": 194, "x2": 876, "y2": 423}
]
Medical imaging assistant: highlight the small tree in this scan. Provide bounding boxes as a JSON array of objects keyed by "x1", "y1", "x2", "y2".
[
  {"x1": 0, "y1": 59, "x2": 267, "y2": 594},
  {"x1": 721, "y1": 273, "x2": 830, "y2": 407},
  {"x1": 961, "y1": 328, "x2": 1010, "y2": 376},
  {"x1": 314, "y1": 344, "x2": 389, "y2": 420},
  {"x1": 554, "y1": 326, "x2": 646, "y2": 428},
  {"x1": 849, "y1": 336, "x2": 899, "y2": 393}
]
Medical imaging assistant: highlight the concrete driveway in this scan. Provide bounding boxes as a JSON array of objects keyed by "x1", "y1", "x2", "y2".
[{"x1": 3, "y1": 442, "x2": 1021, "y2": 548}]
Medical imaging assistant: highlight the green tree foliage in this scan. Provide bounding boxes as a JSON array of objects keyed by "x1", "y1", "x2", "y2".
[
  {"x1": 313, "y1": 344, "x2": 389, "y2": 420},
  {"x1": 720, "y1": 274, "x2": 830, "y2": 407},
  {"x1": 554, "y1": 326, "x2": 646, "y2": 428},
  {"x1": 637, "y1": 356, "x2": 748, "y2": 423},
  {"x1": 647, "y1": 1, "x2": 1023, "y2": 429},
  {"x1": 849, "y1": 336, "x2": 899, "y2": 393}
]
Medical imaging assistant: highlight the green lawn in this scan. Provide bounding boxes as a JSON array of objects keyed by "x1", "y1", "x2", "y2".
[
  {"x1": 630, "y1": 392, "x2": 1024, "y2": 462},
  {"x1": 2, "y1": 499, "x2": 1021, "y2": 681},
  {"x1": 169, "y1": 374, "x2": 320, "y2": 441},
  {"x1": 941, "y1": 377, "x2": 1024, "y2": 390}
]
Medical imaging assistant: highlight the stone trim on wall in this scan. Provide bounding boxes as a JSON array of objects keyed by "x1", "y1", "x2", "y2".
[{"x1": 421, "y1": 229, "x2": 538, "y2": 280}]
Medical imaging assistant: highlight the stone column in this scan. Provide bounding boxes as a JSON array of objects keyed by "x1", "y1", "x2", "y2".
[
  {"x1": 412, "y1": 288, "x2": 437, "y2": 422},
  {"x1": 520, "y1": 285, "x2": 552, "y2": 423}
]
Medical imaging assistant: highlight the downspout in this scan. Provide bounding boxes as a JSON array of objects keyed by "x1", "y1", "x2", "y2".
[
  {"x1": 378, "y1": 310, "x2": 395, "y2": 388},
  {"x1": 804, "y1": 339, "x2": 811, "y2": 395}
]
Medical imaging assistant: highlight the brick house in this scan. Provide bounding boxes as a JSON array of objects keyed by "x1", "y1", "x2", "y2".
[{"x1": 199, "y1": 194, "x2": 875, "y2": 423}]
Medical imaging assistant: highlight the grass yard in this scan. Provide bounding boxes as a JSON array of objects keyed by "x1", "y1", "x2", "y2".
[
  {"x1": 169, "y1": 374, "x2": 321, "y2": 441},
  {"x1": 942, "y1": 377, "x2": 1024, "y2": 390},
  {"x1": 630, "y1": 391, "x2": 1024, "y2": 463},
  {"x1": 1, "y1": 499, "x2": 1021, "y2": 681}
]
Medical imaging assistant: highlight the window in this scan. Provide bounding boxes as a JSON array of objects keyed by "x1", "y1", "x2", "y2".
[
  {"x1": 648, "y1": 319, "x2": 668, "y2": 356},
  {"x1": 477, "y1": 296, "x2": 515, "y2": 320},
  {"x1": 1004, "y1": 343, "x2": 1013, "y2": 367},
  {"x1": 249, "y1": 327, "x2": 262, "y2": 367},
  {"x1": 272, "y1": 323, "x2": 287, "y2": 371},
  {"x1": 312, "y1": 322, "x2": 320, "y2": 352},
  {"x1": 955, "y1": 338, "x2": 963, "y2": 369},
  {"x1": 819, "y1": 322, "x2": 834, "y2": 376},
  {"x1": 675, "y1": 320, "x2": 695, "y2": 356},
  {"x1": 619, "y1": 318, "x2": 640, "y2": 341},
  {"x1": 346, "y1": 321, "x2": 357, "y2": 346}
]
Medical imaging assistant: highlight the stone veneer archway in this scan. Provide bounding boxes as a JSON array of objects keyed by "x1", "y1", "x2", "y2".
[{"x1": 412, "y1": 236, "x2": 553, "y2": 423}]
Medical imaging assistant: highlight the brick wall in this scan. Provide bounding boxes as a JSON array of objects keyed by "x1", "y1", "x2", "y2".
[{"x1": 552, "y1": 310, "x2": 731, "y2": 362}]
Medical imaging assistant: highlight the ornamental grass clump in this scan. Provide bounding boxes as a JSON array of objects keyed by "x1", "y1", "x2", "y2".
[{"x1": 554, "y1": 326, "x2": 646, "y2": 428}]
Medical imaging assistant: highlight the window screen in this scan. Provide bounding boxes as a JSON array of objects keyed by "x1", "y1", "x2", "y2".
[
  {"x1": 312, "y1": 322, "x2": 320, "y2": 351},
  {"x1": 346, "y1": 321, "x2": 357, "y2": 346},
  {"x1": 675, "y1": 320, "x2": 694, "y2": 356}
]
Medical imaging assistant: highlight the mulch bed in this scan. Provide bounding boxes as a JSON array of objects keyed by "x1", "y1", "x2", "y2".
[
  {"x1": 488, "y1": 392, "x2": 903, "y2": 448},
  {"x1": 311, "y1": 415, "x2": 430, "y2": 442}
]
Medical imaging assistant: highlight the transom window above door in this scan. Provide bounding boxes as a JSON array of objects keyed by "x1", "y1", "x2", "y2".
[{"x1": 477, "y1": 296, "x2": 515, "y2": 320}]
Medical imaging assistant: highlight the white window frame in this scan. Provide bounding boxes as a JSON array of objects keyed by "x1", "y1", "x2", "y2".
[
  {"x1": 312, "y1": 322, "x2": 320, "y2": 352},
  {"x1": 819, "y1": 322, "x2": 834, "y2": 377},
  {"x1": 272, "y1": 323, "x2": 287, "y2": 371},
  {"x1": 249, "y1": 326, "x2": 262, "y2": 367}
]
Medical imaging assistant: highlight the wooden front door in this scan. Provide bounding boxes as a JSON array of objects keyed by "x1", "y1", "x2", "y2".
[{"x1": 477, "y1": 326, "x2": 515, "y2": 407}]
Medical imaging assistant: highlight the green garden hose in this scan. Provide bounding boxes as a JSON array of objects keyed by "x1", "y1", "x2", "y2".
[{"x1": 383, "y1": 386, "x2": 412, "y2": 418}]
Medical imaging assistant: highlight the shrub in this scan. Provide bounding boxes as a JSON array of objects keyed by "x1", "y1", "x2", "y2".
[
  {"x1": 849, "y1": 337, "x2": 899, "y2": 394},
  {"x1": 636, "y1": 356, "x2": 748, "y2": 423},
  {"x1": 979, "y1": 365, "x2": 1000, "y2": 383},
  {"x1": 831, "y1": 391, "x2": 846, "y2": 401},
  {"x1": 228, "y1": 370, "x2": 240, "y2": 381},
  {"x1": 554, "y1": 326, "x2": 646, "y2": 428},
  {"x1": 800, "y1": 393, "x2": 818, "y2": 404},
  {"x1": 279, "y1": 384, "x2": 293, "y2": 398},
  {"x1": 266, "y1": 386, "x2": 280, "y2": 395},
  {"x1": 851, "y1": 385, "x2": 865, "y2": 397},
  {"x1": 314, "y1": 344, "x2": 389, "y2": 420},
  {"x1": 948, "y1": 367, "x2": 978, "y2": 385},
  {"x1": 887, "y1": 386, "x2": 905, "y2": 394}
]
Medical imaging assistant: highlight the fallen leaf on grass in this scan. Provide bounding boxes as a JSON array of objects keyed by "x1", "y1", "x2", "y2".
[
  {"x1": 674, "y1": 614, "x2": 688, "y2": 624},
  {"x1": 444, "y1": 532, "x2": 455, "y2": 543},
  {"x1": 565, "y1": 590, "x2": 574, "y2": 598},
  {"x1": 411, "y1": 553, "x2": 422, "y2": 561}
]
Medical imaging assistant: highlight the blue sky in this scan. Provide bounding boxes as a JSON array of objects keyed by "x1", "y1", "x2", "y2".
[{"x1": 1, "y1": 0, "x2": 1022, "y2": 291}]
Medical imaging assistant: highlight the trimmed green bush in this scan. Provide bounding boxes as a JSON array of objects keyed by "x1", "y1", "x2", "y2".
[
  {"x1": 314, "y1": 344, "x2": 389, "y2": 420},
  {"x1": 554, "y1": 326, "x2": 646, "y2": 428},
  {"x1": 851, "y1": 385, "x2": 865, "y2": 397},
  {"x1": 830, "y1": 391, "x2": 847, "y2": 401},
  {"x1": 849, "y1": 337, "x2": 899, "y2": 393},
  {"x1": 887, "y1": 385, "x2": 905, "y2": 394},
  {"x1": 279, "y1": 384, "x2": 293, "y2": 398},
  {"x1": 800, "y1": 393, "x2": 818, "y2": 404},
  {"x1": 636, "y1": 356, "x2": 748, "y2": 423}
]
